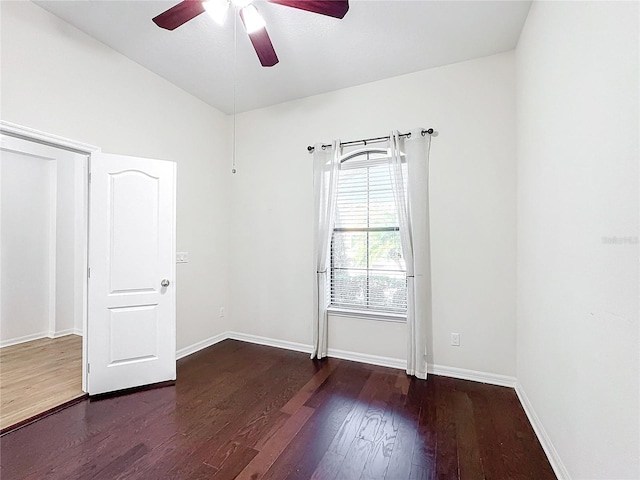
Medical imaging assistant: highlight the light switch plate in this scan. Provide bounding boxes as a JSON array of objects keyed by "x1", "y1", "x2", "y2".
[{"x1": 176, "y1": 252, "x2": 189, "y2": 263}]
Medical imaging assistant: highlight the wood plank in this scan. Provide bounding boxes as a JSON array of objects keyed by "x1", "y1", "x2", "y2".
[
  {"x1": 408, "y1": 377, "x2": 435, "y2": 466},
  {"x1": 254, "y1": 411, "x2": 291, "y2": 451},
  {"x1": 484, "y1": 384, "x2": 531, "y2": 480},
  {"x1": 434, "y1": 378, "x2": 459, "y2": 479},
  {"x1": 453, "y1": 390, "x2": 484, "y2": 479},
  {"x1": 467, "y1": 386, "x2": 510, "y2": 480},
  {"x1": 204, "y1": 440, "x2": 259, "y2": 478},
  {"x1": 327, "y1": 370, "x2": 391, "y2": 457},
  {"x1": 310, "y1": 450, "x2": 345, "y2": 480},
  {"x1": 384, "y1": 405, "x2": 417, "y2": 479},
  {"x1": 361, "y1": 394, "x2": 400, "y2": 479},
  {"x1": 337, "y1": 437, "x2": 373, "y2": 478},
  {"x1": 262, "y1": 361, "x2": 372, "y2": 480},
  {"x1": 236, "y1": 405, "x2": 315, "y2": 480},
  {"x1": 386, "y1": 377, "x2": 427, "y2": 480},
  {"x1": 409, "y1": 463, "x2": 430, "y2": 480},
  {"x1": 281, "y1": 359, "x2": 339, "y2": 415}
]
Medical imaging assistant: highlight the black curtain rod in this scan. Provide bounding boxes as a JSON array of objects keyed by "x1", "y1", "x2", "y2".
[{"x1": 307, "y1": 128, "x2": 434, "y2": 153}]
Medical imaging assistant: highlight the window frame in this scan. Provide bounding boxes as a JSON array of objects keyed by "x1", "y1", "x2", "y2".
[{"x1": 327, "y1": 147, "x2": 407, "y2": 322}]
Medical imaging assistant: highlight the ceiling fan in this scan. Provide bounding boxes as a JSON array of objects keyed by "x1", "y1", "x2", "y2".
[{"x1": 153, "y1": 0, "x2": 349, "y2": 67}]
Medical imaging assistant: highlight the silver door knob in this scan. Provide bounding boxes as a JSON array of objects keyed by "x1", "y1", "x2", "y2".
[{"x1": 161, "y1": 279, "x2": 170, "y2": 287}]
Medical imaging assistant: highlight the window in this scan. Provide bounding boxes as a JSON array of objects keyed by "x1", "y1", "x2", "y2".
[{"x1": 329, "y1": 150, "x2": 407, "y2": 317}]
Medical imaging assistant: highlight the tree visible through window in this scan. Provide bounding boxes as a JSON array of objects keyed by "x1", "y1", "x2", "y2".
[{"x1": 330, "y1": 151, "x2": 407, "y2": 314}]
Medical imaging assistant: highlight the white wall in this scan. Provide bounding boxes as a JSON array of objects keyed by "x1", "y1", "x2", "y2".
[
  {"x1": 73, "y1": 158, "x2": 86, "y2": 334},
  {"x1": 516, "y1": 1, "x2": 639, "y2": 478},
  {"x1": 55, "y1": 155, "x2": 81, "y2": 335},
  {"x1": 0, "y1": 1, "x2": 232, "y2": 350},
  {"x1": 230, "y1": 51, "x2": 518, "y2": 376},
  {"x1": 1, "y1": 151, "x2": 52, "y2": 342}
]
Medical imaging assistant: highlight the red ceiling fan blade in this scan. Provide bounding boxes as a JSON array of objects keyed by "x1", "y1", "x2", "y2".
[
  {"x1": 246, "y1": 28, "x2": 280, "y2": 67},
  {"x1": 153, "y1": 0, "x2": 206, "y2": 30},
  {"x1": 267, "y1": 0, "x2": 349, "y2": 19},
  {"x1": 240, "y1": 10, "x2": 279, "y2": 67}
]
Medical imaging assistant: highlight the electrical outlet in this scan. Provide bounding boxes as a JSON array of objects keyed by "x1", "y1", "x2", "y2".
[
  {"x1": 176, "y1": 252, "x2": 189, "y2": 263},
  {"x1": 219, "y1": 307, "x2": 225, "y2": 318},
  {"x1": 451, "y1": 333, "x2": 460, "y2": 346}
]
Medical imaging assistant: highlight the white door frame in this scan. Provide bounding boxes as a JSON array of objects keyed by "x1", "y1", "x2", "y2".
[{"x1": 1, "y1": 120, "x2": 100, "y2": 393}]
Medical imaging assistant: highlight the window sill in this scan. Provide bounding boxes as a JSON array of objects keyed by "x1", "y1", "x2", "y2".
[{"x1": 327, "y1": 307, "x2": 407, "y2": 323}]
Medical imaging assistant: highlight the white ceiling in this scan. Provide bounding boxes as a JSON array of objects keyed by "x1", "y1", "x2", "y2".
[{"x1": 34, "y1": 0, "x2": 532, "y2": 114}]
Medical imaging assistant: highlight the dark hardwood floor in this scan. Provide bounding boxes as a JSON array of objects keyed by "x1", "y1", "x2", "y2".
[{"x1": 0, "y1": 339, "x2": 556, "y2": 479}]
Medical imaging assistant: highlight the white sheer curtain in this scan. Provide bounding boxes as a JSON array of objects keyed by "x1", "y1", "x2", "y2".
[
  {"x1": 389, "y1": 129, "x2": 432, "y2": 379},
  {"x1": 311, "y1": 140, "x2": 341, "y2": 359}
]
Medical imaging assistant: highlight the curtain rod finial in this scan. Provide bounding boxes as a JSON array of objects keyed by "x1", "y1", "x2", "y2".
[{"x1": 307, "y1": 145, "x2": 315, "y2": 153}]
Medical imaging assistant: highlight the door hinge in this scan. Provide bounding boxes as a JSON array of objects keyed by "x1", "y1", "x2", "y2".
[
  {"x1": 89, "y1": 172, "x2": 92, "y2": 183},
  {"x1": 87, "y1": 363, "x2": 90, "y2": 374},
  {"x1": 88, "y1": 267, "x2": 91, "y2": 278}
]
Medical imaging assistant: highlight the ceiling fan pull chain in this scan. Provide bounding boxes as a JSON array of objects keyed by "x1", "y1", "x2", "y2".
[{"x1": 232, "y1": 4, "x2": 238, "y2": 175}]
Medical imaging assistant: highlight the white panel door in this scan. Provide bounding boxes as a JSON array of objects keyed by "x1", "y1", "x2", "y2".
[{"x1": 88, "y1": 153, "x2": 176, "y2": 395}]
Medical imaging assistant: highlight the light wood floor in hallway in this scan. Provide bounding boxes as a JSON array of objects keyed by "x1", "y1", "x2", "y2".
[{"x1": 0, "y1": 335, "x2": 83, "y2": 431}]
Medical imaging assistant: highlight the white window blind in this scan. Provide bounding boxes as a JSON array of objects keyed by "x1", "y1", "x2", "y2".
[{"x1": 330, "y1": 154, "x2": 407, "y2": 314}]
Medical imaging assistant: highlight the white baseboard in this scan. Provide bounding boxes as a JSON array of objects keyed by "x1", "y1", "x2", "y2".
[
  {"x1": 515, "y1": 382, "x2": 570, "y2": 480},
  {"x1": 326, "y1": 347, "x2": 406, "y2": 371},
  {"x1": 428, "y1": 364, "x2": 517, "y2": 388},
  {"x1": 0, "y1": 332, "x2": 49, "y2": 348},
  {"x1": 176, "y1": 332, "x2": 515, "y2": 389},
  {"x1": 176, "y1": 332, "x2": 228, "y2": 360},
  {"x1": 227, "y1": 331, "x2": 313, "y2": 355},
  {"x1": 49, "y1": 328, "x2": 82, "y2": 339},
  {"x1": 1, "y1": 330, "x2": 83, "y2": 348}
]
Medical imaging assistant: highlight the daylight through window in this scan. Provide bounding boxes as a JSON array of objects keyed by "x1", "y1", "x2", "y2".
[{"x1": 330, "y1": 151, "x2": 407, "y2": 315}]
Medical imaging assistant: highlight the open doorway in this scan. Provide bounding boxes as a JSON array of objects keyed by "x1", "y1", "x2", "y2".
[
  {"x1": 1, "y1": 121, "x2": 177, "y2": 417},
  {"x1": 0, "y1": 134, "x2": 88, "y2": 431}
]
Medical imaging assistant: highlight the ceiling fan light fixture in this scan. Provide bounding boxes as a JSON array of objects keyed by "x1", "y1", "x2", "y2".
[
  {"x1": 153, "y1": 0, "x2": 348, "y2": 67},
  {"x1": 240, "y1": 4, "x2": 266, "y2": 33},
  {"x1": 203, "y1": 0, "x2": 230, "y2": 25},
  {"x1": 231, "y1": 0, "x2": 253, "y2": 8}
]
